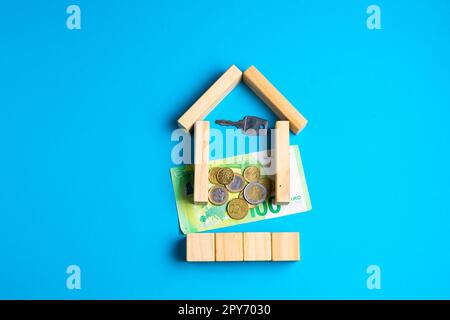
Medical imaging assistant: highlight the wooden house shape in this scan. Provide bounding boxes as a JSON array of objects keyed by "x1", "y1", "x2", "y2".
[{"x1": 177, "y1": 65, "x2": 308, "y2": 205}]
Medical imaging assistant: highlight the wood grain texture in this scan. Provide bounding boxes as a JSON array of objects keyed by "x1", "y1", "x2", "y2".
[
  {"x1": 271, "y1": 232, "x2": 300, "y2": 261},
  {"x1": 186, "y1": 233, "x2": 215, "y2": 262},
  {"x1": 275, "y1": 121, "x2": 290, "y2": 204},
  {"x1": 194, "y1": 121, "x2": 209, "y2": 203},
  {"x1": 243, "y1": 232, "x2": 272, "y2": 261},
  {"x1": 243, "y1": 66, "x2": 307, "y2": 135},
  {"x1": 215, "y1": 233, "x2": 244, "y2": 261},
  {"x1": 177, "y1": 65, "x2": 242, "y2": 131}
]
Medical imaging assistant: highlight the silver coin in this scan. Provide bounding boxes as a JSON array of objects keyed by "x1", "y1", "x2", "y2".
[
  {"x1": 226, "y1": 173, "x2": 245, "y2": 193},
  {"x1": 243, "y1": 182, "x2": 267, "y2": 205},
  {"x1": 208, "y1": 186, "x2": 229, "y2": 206}
]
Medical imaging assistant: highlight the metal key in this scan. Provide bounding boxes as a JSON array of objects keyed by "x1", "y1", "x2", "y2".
[{"x1": 215, "y1": 116, "x2": 268, "y2": 135}]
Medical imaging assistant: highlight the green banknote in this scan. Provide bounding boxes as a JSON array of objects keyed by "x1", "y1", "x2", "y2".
[{"x1": 170, "y1": 145, "x2": 312, "y2": 234}]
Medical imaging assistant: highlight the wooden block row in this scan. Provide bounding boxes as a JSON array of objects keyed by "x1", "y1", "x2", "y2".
[
  {"x1": 186, "y1": 232, "x2": 300, "y2": 262},
  {"x1": 193, "y1": 121, "x2": 210, "y2": 203},
  {"x1": 243, "y1": 65, "x2": 308, "y2": 135}
]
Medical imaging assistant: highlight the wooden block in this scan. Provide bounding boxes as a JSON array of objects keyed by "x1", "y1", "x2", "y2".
[
  {"x1": 186, "y1": 233, "x2": 215, "y2": 262},
  {"x1": 243, "y1": 232, "x2": 272, "y2": 261},
  {"x1": 275, "y1": 121, "x2": 290, "y2": 204},
  {"x1": 243, "y1": 66, "x2": 307, "y2": 135},
  {"x1": 215, "y1": 233, "x2": 244, "y2": 261},
  {"x1": 178, "y1": 65, "x2": 242, "y2": 131},
  {"x1": 194, "y1": 121, "x2": 209, "y2": 203},
  {"x1": 271, "y1": 232, "x2": 300, "y2": 261}
]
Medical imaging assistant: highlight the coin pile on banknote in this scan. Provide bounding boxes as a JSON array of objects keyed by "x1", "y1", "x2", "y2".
[{"x1": 208, "y1": 166, "x2": 274, "y2": 220}]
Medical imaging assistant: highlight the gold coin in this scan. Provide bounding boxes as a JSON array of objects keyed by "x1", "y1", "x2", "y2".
[
  {"x1": 243, "y1": 166, "x2": 260, "y2": 182},
  {"x1": 258, "y1": 177, "x2": 273, "y2": 195},
  {"x1": 225, "y1": 173, "x2": 245, "y2": 193},
  {"x1": 216, "y1": 167, "x2": 234, "y2": 185},
  {"x1": 208, "y1": 186, "x2": 229, "y2": 206},
  {"x1": 226, "y1": 198, "x2": 249, "y2": 220},
  {"x1": 208, "y1": 167, "x2": 221, "y2": 184}
]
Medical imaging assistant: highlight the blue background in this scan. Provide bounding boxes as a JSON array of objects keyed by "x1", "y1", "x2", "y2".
[{"x1": 1, "y1": 0, "x2": 449, "y2": 299}]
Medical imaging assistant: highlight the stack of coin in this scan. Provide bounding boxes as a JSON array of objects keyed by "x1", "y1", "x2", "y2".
[
  {"x1": 209, "y1": 167, "x2": 244, "y2": 192},
  {"x1": 216, "y1": 168, "x2": 234, "y2": 185},
  {"x1": 208, "y1": 167, "x2": 221, "y2": 185},
  {"x1": 207, "y1": 165, "x2": 272, "y2": 220}
]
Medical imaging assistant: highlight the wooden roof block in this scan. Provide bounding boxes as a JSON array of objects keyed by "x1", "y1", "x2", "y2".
[
  {"x1": 177, "y1": 65, "x2": 242, "y2": 131},
  {"x1": 243, "y1": 66, "x2": 307, "y2": 135}
]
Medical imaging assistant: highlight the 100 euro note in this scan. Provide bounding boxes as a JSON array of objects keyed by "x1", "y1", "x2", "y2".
[{"x1": 170, "y1": 145, "x2": 312, "y2": 234}]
